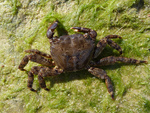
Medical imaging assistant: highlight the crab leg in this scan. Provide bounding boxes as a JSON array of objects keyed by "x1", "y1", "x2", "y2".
[
  {"x1": 18, "y1": 54, "x2": 54, "y2": 71},
  {"x1": 27, "y1": 66, "x2": 63, "y2": 92},
  {"x1": 71, "y1": 27, "x2": 97, "y2": 40},
  {"x1": 25, "y1": 49, "x2": 51, "y2": 58},
  {"x1": 91, "y1": 56, "x2": 147, "y2": 66},
  {"x1": 37, "y1": 67, "x2": 63, "y2": 90},
  {"x1": 94, "y1": 35, "x2": 122, "y2": 58},
  {"x1": 28, "y1": 66, "x2": 43, "y2": 92},
  {"x1": 88, "y1": 67, "x2": 114, "y2": 100}
]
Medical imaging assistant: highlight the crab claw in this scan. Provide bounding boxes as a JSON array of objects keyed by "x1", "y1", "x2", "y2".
[
  {"x1": 70, "y1": 27, "x2": 80, "y2": 32},
  {"x1": 71, "y1": 27, "x2": 90, "y2": 33},
  {"x1": 47, "y1": 21, "x2": 58, "y2": 39}
]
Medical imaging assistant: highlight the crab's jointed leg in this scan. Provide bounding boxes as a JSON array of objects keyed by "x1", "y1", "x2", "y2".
[
  {"x1": 71, "y1": 27, "x2": 97, "y2": 40},
  {"x1": 88, "y1": 67, "x2": 114, "y2": 100},
  {"x1": 28, "y1": 66, "x2": 63, "y2": 92},
  {"x1": 25, "y1": 49, "x2": 51, "y2": 58},
  {"x1": 91, "y1": 56, "x2": 147, "y2": 66},
  {"x1": 28, "y1": 66, "x2": 42, "y2": 92},
  {"x1": 94, "y1": 35, "x2": 122, "y2": 58},
  {"x1": 18, "y1": 53, "x2": 54, "y2": 71}
]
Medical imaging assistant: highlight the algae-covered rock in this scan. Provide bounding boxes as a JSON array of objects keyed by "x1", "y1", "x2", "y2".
[{"x1": 0, "y1": 0, "x2": 149, "y2": 112}]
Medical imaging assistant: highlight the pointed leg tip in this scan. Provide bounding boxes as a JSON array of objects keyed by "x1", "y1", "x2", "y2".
[
  {"x1": 120, "y1": 51, "x2": 123, "y2": 54},
  {"x1": 144, "y1": 61, "x2": 148, "y2": 64},
  {"x1": 119, "y1": 36, "x2": 122, "y2": 39},
  {"x1": 45, "y1": 88, "x2": 50, "y2": 91},
  {"x1": 141, "y1": 61, "x2": 148, "y2": 64},
  {"x1": 18, "y1": 68, "x2": 26, "y2": 71},
  {"x1": 111, "y1": 94, "x2": 115, "y2": 100},
  {"x1": 109, "y1": 91, "x2": 115, "y2": 100},
  {"x1": 30, "y1": 88, "x2": 37, "y2": 92}
]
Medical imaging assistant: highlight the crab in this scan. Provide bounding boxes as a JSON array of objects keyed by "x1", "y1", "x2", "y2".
[{"x1": 19, "y1": 21, "x2": 147, "y2": 99}]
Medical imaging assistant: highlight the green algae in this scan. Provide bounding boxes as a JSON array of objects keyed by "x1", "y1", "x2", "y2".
[{"x1": 0, "y1": 0, "x2": 150, "y2": 112}]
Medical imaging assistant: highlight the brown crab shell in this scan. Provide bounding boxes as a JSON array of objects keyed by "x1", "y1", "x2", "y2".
[{"x1": 50, "y1": 34, "x2": 95, "y2": 72}]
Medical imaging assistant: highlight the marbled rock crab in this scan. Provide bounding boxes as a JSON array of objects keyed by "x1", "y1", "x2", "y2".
[{"x1": 19, "y1": 21, "x2": 147, "y2": 99}]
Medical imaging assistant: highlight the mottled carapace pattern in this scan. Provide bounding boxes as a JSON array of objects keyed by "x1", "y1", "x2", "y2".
[
  {"x1": 18, "y1": 21, "x2": 147, "y2": 100},
  {"x1": 50, "y1": 34, "x2": 95, "y2": 71}
]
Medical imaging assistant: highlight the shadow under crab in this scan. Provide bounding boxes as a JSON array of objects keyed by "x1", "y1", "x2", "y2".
[{"x1": 18, "y1": 21, "x2": 147, "y2": 100}]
